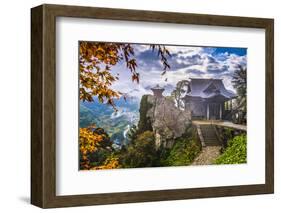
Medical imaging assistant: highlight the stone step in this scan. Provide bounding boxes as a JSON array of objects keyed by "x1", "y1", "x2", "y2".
[
  {"x1": 204, "y1": 136, "x2": 217, "y2": 139},
  {"x1": 205, "y1": 141, "x2": 220, "y2": 144},
  {"x1": 202, "y1": 135, "x2": 217, "y2": 139},
  {"x1": 204, "y1": 139, "x2": 218, "y2": 142},
  {"x1": 202, "y1": 131, "x2": 216, "y2": 134},
  {"x1": 202, "y1": 131, "x2": 217, "y2": 134},
  {"x1": 205, "y1": 139, "x2": 218, "y2": 142},
  {"x1": 199, "y1": 124, "x2": 221, "y2": 146},
  {"x1": 202, "y1": 132, "x2": 217, "y2": 136},
  {"x1": 205, "y1": 139, "x2": 219, "y2": 142},
  {"x1": 204, "y1": 144, "x2": 220, "y2": 146},
  {"x1": 204, "y1": 138, "x2": 216, "y2": 140}
]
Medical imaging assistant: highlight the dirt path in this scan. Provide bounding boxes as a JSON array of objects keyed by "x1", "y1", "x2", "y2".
[{"x1": 192, "y1": 146, "x2": 221, "y2": 165}]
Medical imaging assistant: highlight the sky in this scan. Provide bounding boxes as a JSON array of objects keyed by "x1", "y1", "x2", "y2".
[{"x1": 110, "y1": 44, "x2": 247, "y2": 99}]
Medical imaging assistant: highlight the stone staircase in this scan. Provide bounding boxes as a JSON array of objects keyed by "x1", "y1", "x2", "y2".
[
  {"x1": 199, "y1": 124, "x2": 221, "y2": 146},
  {"x1": 192, "y1": 146, "x2": 221, "y2": 165},
  {"x1": 192, "y1": 124, "x2": 222, "y2": 165}
]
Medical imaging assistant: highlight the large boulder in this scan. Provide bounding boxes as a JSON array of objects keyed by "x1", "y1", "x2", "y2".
[{"x1": 138, "y1": 95, "x2": 191, "y2": 149}]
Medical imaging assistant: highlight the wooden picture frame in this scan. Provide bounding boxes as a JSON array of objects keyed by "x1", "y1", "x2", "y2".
[{"x1": 31, "y1": 4, "x2": 274, "y2": 208}]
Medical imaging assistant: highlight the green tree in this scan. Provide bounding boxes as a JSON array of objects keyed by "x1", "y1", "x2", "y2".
[
  {"x1": 171, "y1": 80, "x2": 190, "y2": 109},
  {"x1": 119, "y1": 131, "x2": 157, "y2": 168},
  {"x1": 231, "y1": 65, "x2": 247, "y2": 123},
  {"x1": 126, "y1": 124, "x2": 138, "y2": 143},
  {"x1": 232, "y1": 65, "x2": 247, "y2": 98}
]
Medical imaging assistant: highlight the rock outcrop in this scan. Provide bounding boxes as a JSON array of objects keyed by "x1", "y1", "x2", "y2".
[{"x1": 138, "y1": 94, "x2": 191, "y2": 149}]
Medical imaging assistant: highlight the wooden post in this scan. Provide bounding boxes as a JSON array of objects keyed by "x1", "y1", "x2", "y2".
[
  {"x1": 219, "y1": 103, "x2": 222, "y2": 120},
  {"x1": 207, "y1": 103, "x2": 209, "y2": 120}
]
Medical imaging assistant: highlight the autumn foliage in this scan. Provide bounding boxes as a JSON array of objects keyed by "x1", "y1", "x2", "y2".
[
  {"x1": 79, "y1": 127, "x2": 119, "y2": 170},
  {"x1": 79, "y1": 42, "x2": 171, "y2": 109},
  {"x1": 79, "y1": 127, "x2": 103, "y2": 156},
  {"x1": 90, "y1": 157, "x2": 120, "y2": 170}
]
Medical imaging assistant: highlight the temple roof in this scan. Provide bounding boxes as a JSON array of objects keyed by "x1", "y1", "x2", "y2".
[
  {"x1": 151, "y1": 84, "x2": 164, "y2": 90},
  {"x1": 183, "y1": 78, "x2": 236, "y2": 100}
]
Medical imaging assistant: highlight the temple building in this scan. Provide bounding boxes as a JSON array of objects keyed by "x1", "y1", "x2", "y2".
[
  {"x1": 182, "y1": 78, "x2": 237, "y2": 120},
  {"x1": 151, "y1": 84, "x2": 165, "y2": 98}
]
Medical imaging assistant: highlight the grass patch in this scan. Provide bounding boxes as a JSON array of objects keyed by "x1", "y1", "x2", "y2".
[
  {"x1": 162, "y1": 137, "x2": 201, "y2": 166},
  {"x1": 215, "y1": 134, "x2": 247, "y2": 164}
]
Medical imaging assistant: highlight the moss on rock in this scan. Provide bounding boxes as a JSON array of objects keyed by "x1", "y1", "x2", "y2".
[{"x1": 137, "y1": 95, "x2": 153, "y2": 133}]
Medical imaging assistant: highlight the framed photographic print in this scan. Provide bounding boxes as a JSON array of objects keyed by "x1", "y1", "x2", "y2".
[{"x1": 31, "y1": 4, "x2": 274, "y2": 208}]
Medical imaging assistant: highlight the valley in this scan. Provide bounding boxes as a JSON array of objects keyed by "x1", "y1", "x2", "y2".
[{"x1": 80, "y1": 97, "x2": 140, "y2": 145}]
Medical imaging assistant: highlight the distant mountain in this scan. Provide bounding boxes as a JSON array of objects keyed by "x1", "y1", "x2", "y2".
[{"x1": 80, "y1": 97, "x2": 140, "y2": 145}]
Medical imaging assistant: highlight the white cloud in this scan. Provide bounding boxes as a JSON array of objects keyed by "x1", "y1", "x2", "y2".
[
  {"x1": 110, "y1": 46, "x2": 246, "y2": 99},
  {"x1": 133, "y1": 44, "x2": 150, "y2": 55}
]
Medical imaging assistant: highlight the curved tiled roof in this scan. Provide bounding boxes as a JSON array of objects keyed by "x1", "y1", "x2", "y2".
[{"x1": 184, "y1": 78, "x2": 236, "y2": 99}]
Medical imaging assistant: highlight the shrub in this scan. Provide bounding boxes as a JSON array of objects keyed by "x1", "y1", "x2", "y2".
[
  {"x1": 163, "y1": 137, "x2": 201, "y2": 166},
  {"x1": 215, "y1": 134, "x2": 247, "y2": 164},
  {"x1": 119, "y1": 131, "x2": 157, "y2": 168},
  {"x1": 79, "y1": 127, "x2": 119, "y2": 170}
]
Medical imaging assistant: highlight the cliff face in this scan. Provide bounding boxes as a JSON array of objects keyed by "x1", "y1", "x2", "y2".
[{"x1": 138, "y1": 95, "x2": 191, "y2": 149}]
